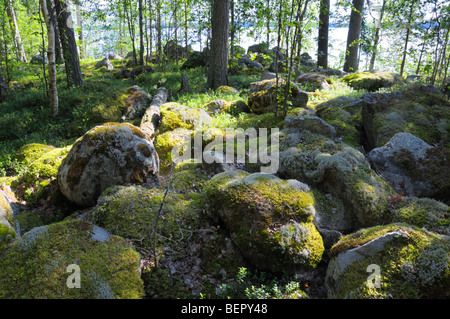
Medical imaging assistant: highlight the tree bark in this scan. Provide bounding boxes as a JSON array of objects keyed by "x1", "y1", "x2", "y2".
[
  {"x1": 5, "y1": 0, "x2": 27, "y2": 63},
  {"x1": 317, "y1": 0, "x2": 330, "y2": 69},
  {"x1": 75, "y1": 1, "x2": 85, "y2": 59},
  {"x1": 400, "y1": 1, "x2": 415, "y2": 77},
  {"x1": 207, "y1": 0, "x2": 230, "y2": 89},
  {"x1": 139, "y1": 0, "x2": 145, "y2": 65},
  {"x1": 343, "y1": 0, "x2": 364, "y2": 73},
  {"x1": 156, "y1": 0, "x2": 162, "y2": 65},
  {"x1": 54, "y1": 0, "x2": 83, "y2": 87},
  {"x1": 40, "y1": 0, "x2": 58, "y2": 117},
  {"x1": 369, "y1": 0, "x2": 386, "y2": 71}
]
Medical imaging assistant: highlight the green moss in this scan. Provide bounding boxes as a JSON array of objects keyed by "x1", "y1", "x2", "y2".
[
  {"x1": 0, "y1": 223, "x2": 16, "y2": 250},
  {"x1": 330, "y1": 223, "x2": 449, "y2": 299},
  {"x1": 15, "y1": 212, "x2": 45, "y2": 234},
  {"x1": 90, "y1": 186, "x2": 204, "y2": 253},
  {"x1": 392, "y1": 197, "x2": 450, "y2": 235},
  {"x1": 204, "y1": 172, "x2": 324, "y2": 273},
  {"x1": 14, "y1": 144, "x2": 56, "y2": 166},
  {"x1": 342, "y1": 71, "x2": 402, "y2": 92},
  {"x1": 0, "y1": 219, "x2": 144, "y2": 299}
]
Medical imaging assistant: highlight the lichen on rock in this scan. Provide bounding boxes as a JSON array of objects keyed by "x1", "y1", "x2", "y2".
[
  {"x1": 57, "y1": 123, "x2": 159, "y2": 207},
  {"x1": 204, "y1": 171, "x2": 324, "y2": 273}
]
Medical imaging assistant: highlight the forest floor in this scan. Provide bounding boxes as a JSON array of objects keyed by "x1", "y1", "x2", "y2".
[{"x1": 0, "y1": 56, "x2": 447, "y2": 299}]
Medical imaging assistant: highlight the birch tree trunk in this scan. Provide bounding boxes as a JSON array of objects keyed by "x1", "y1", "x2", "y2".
[
  {"x1": 75, "y1": 1, "x2": 85, "y2": 60},
  {"x1": 40, "y1": 0, "x2": 58, "y2": 117},
  {"x1": 369, "y1": 0, "x2": 386, "y2": 71},
  {"x1": 5, "y1": 0, "x2": 27, "y2": 62}
]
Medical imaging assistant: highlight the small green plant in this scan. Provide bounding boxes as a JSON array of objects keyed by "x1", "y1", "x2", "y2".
[{"x1": 216, "y1": 267, "x2": 309, "y2": 299}]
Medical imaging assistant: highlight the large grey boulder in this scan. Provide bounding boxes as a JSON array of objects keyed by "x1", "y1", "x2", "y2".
[
  {"x1": 57, "y1": 123, "x2": 160, "y2": 207},
  {"x1": 367, "y1": 133, "x2": 434, "y2": 197},
  {"x1": 95, "y1": 58, "x2": 114, "y2": 70},
  {"x1": 248, "y1": 78, "x2": 309, "y2": 114},
  {"x1": 285, "y1": 116, "x2": 336, "y2": 139},
  {"x1": 278, "y1": 121, "x2": 394, "y2": 231}
]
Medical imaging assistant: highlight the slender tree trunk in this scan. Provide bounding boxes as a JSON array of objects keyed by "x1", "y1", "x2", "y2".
[
  {"x1": 438, "y1": 28, "x2": 449, "y2": 78},
  {"x1": 230, "y1": 0, "x2": 235, "y2": 57},
  {"x1": 174, "y1": 1, "x2": 178, "y2": 64},
  {"x1": 400, "y1": 1, "x2": 415, "y2": 77},
  {"x1": 40, "y1": 0, "x2": 58, "y2": 117},
  {"x1": 54, "y1": 0, "x2": 83, "y2": 87},
  {"x1": 343, "y1": 0, "x2": 364, "y2": 73},
  {"x1": 5, "y1": 0, "x2": 27, "y2": 62},
  {"x1": 156, "y1": 0, "x2": 162, "y2": 65},
  {"x1": 38, "y1": 4, "x2": 48, "y2": 96},
  {"x1": 184, "y1": 0, "x2": 188, "y2": 57},
  {"x1": 207, "y1": 0, "x2": 230, "y2": 89},
  {"x1": 317, "y1": 0, "x2": 330, "y2": 69},
  {"x1": 274, "y1": 0, "x2": 283, "y2": 117},
  {"x1": 124, "y1": 0, "x2": 137, "y2": 82},
  {"x1": 75, "y1": 1, "x2": 85, "y2": 59},
  {"x1": 139, "y1": 0, "x2": 145, "y2": 65},
  {"x1": 369, "y1": 0, "x2": 385, "y2": 70},
  {"x1": 266, "y1": 0, "x2": 270, "y2": 46},
  {"x1": 148, "y1": 0, "x2": 153, "y2": 62}
]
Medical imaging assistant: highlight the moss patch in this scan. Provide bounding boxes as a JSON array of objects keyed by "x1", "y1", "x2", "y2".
[{"x1": 0, "y1": 219, "x2": 144, "y2": 299}]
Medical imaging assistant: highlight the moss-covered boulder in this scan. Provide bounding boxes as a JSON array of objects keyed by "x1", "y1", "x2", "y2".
[
  {"x1": 315, "y1": 96, "x2": 363, "y2": 149},
  {"x1": 204, "y1": 99, "x2": 233, "y2": 115},
  {"x1": 0, "y1": 219, "x2": 144, "y2": 299},
  {"x1": 159, "y1": 103, "x2": 212, "y2": 133},
  {"x1": 342, "y1": 70, "x2": 403, "y2": 92},
  {"x1": 90, "y1": 185, "x2": 203, "y2": 253},
  {"x1": 216, "y1": 86, "x2": 239, "y2": 94},
  {"x1": 14, "y1": 143, "x2": 56, "y2": 166},
  {"x1": 361, "y1": 85, "x2": 450, "y2": 150},
  {"x1": 20, "y1": 146, "x2": 72, "y2": 186},
  {"x1": 391, "y1": 197, "x2": 449, "y2": 235},
  {"x1": 325, "y1": 223, "x2": 449, "y2": 299},
  {"x1": 204, "y1": 171, "x2": 324, "y2": 273},
  {"x1": 248, "y1": 78, "x2": 309, "y2": 114},
  {"x1": 296, "y1": 73, "x2": 331, "y2": 91},
  {"x1": 0, "y1": 191, "x2": 16, "y2": 249},
  {"x1": 89, "y1": 185, "x2": 205, "y2": 298},
  {"x1": 278, "y1": 126, "x2": 395, "y2": 230},
  {"x1": 57, "y1": 123, "x2": 160, "y2": 207},
  {"x1": 155, "y1": 127, "x2": 194, "y2": 173}
]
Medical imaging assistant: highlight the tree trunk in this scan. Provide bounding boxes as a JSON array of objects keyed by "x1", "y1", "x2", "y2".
[
  {"x1": 139, "y1": 0, "x2": 145, "y2": 65},
  {"x1": 40, "y1": 0, "x2": 58, "y2": 117},
  {"x1": 400, "y1": 1, "x2": 415, "y2": 77},
  {"x1": 156, "y1": 0, "x2": 162, "y2": 65},
  {"x1": 54, "y1": 0, "x2": 83, "y2": 87},
  {"x1": 317, "y1": 0, "x2": 329, "y2": 69},
  {"x1": 230, "y1": 0, "x2": 235, "y2": 57},
  {"x1": 75, "y1": 1, "x2": 85, "y2": 59},
  {"x1": 5, "y1": 0, "x2": 27, "y2": 62},
  {"x1": 266, "y1": 0, "x2": 270, "y2": 46},
  {"x1": 207, "y1": 0, "x2": 229, "y2": 89},
  {"x1": 369, "y1": 0, "x2": 386, "y2": 70},
  {"x1": 343, "y1": 0, "x2": 364, "y2": 73}
]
